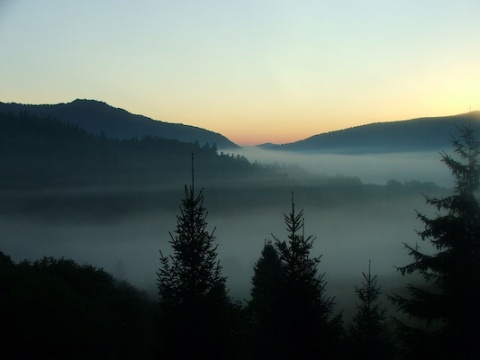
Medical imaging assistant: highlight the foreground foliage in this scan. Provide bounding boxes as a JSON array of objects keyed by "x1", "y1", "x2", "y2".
[
  {"x1": 349, "y1": 261, "x2": 391, "y2": 359},
  {"x1": 157, "y1": 180, "x2": 237, "y2": 359},
  {"x1": 390, "y1": 125, "x2": 480, "y2": 358},
  {"x1": 270, "y1": 196, "x2": 343, "y2": 359},
  {"x1": 0, "y1": 253, "x2": 156, "y2": 359}
]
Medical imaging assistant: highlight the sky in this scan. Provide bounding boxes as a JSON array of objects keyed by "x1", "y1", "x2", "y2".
[{"x1": 1, "y1": 1, "x2": 479, "y2": 146}]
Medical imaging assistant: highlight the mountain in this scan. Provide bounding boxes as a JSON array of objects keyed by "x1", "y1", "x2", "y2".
[
  {"x1": 0, "y1": 111, "x2": 275, "y2": 191},
  {"x1": 259, "y1": 112, "x2": 480, "y2": 153},
  {"x1": 0, "y1": 99, "x2": 239, "y2": 149}
]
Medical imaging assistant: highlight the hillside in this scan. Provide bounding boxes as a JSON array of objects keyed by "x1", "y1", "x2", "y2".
[
  {"x1": 0, "y1": 99, "x2": 238, "y2": 150},
  {"x1": 259, "y1": 112, "x2": 480, "y2": 153},
  {"x1": 0, "y1": 111, "x2": 273, "y2": 191}
]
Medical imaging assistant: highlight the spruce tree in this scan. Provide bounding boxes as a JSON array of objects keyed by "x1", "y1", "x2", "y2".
[
  {"x1": 157, "y1": 168, "x2": 231, "y2": 359},
  {"x1": 248, "y1": 241, "x2": 286, "y2": 359},
  {"x1": 349, "y1": 261, "x2": 390, "y2": 359},
  {"x1": 272, "y1": 194, "x2": 342, "y2": 359},
  {"x1": 390, "y1": 124, "x2": 480, "y2": 359}
]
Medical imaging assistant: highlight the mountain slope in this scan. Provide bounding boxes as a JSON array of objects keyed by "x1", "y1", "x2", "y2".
[
  {"x1": 0, "y1": 99, "x2": 238, "y2": 149},
  {"x1": 0, "y1": 111, "x2": 274, "y2": 191},
  {"x1": 259, "y1": 112, "x2": 480, "y2": 153}
]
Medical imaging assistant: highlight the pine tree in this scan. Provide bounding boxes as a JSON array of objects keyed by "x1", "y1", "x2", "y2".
[
  {"x1": 390, "y1": 125, "x2": 480, "y2": 359},
  {"x1": 272, "y1": 194, "x2": 342, "y2": 359},
  {"x1": 248, "y1": 241, "x2": 286, "y2": 359},
  {"x1": 349, "y1": 260, "x2": 390, "y2": 359},
  {"x1": 250, "y1": 241, "x2": 284, "y2": 318},
  {"x1": 157, "y1": 167, "x2": 231, "y2": 359}
]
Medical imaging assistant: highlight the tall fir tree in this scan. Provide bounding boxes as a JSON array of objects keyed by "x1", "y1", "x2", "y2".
[
  {"x1": 248, "y1": 241, "x2": 286, "y2": 359},
  {"x1": 390, "y1": 124, "x2": 480, "y2": 359},
  {"x1": 157, "y1": 157, "x2": 232, "y2": 359},
  {"x1": 272, "y1": 194, "x2": 342, "y2": 359},
  {"x1": 349, "y1": 260, "x2": 391, "y2": 360}
]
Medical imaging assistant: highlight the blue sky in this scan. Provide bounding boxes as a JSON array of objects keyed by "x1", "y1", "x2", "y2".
[{"x1": 1, "y1": 1, "x2": 479, "y2": 145}]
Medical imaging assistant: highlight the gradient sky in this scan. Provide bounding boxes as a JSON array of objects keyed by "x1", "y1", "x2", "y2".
[{"x1": 1, "y1": 1, "x2": 479, "y2": 145}]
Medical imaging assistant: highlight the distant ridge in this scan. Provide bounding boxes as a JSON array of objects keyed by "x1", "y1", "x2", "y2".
[
  {"x1": 259, "y1": 112, "x2": 480, "y2": 154},
  {"x1": 0, "y1": 99, "x2": 239, "y2": 149}
]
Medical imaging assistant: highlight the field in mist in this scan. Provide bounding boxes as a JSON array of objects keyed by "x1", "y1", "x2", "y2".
[{"x1": 0, "y1": 149, "x2": 451, "y2": 321}]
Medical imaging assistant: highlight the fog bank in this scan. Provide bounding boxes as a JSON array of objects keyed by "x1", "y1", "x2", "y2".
[
  {"x1": 0, "y1": 187, "x2": 439, "y2": 321},
  {"x1": 232, "y1": 147, "x2": 452, "y2": 187}
]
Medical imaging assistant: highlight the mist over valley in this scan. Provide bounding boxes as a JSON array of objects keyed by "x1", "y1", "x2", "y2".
[
  {"x1": 0, "y1": 185, "x2": 442, "y2": 322},
  {"x1": 232, "y1": 146, "x2": 452, "y2": 187},
  {"x1": 3, "y1": 1, "x2": 480, "y2": 355},
  {"x1": 0, "y1": 104, "x2": 462, "y2": 321}
]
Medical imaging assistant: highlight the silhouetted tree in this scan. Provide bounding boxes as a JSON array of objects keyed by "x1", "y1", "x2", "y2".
[
  {"x1": 248, "y1": 241, "x2": 286, "y2": 359},
  {"x1": 390, "y1": 125, "x2": 480, "y2": 359},
  {"x1": 349, "y1": 260, "x2": 391, "y2": 359},
  {"x1": 272, "y1": 194, "x2": 342, "y2": 359},
  {"x1": 157, "y1": 174, "x2": 233, "y2": 359},
  {"x1": 0, "y1": 254, "x2": 155, "y2": 359}
]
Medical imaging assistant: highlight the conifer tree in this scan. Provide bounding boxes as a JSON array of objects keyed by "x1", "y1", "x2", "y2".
[
  {"x1": 248, "y1": 241, "x2": 286, "y2": 359},
  {"x1": 157, "y1": 159, "x2": 231, "y2": 359},
  {"x1": 349, "y1": 260, "x2": 390, "y2": 359},
  {"x1": 272, "y1": 194, "x2": 342, "y2": 359},
  {"x1": 390, "y1": 125, "x2": 480, "y2": 359}
]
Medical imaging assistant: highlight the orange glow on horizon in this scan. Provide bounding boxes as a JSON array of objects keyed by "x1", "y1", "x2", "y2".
[
  {"x1": 227, "y1": 130, "x2": 315, "y2": 146},
  {"x1": 213, "y1": 107, "x2": 480, "y2": 147}
]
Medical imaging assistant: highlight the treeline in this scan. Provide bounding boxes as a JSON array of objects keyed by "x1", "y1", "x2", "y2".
[
  {"x1": 156, "y1": 125, "x2": 480, "y2": 359},
  {"x1": 2, "y1": 126, "x2": 480, "y2": 359},
  {"x1": 0, "y1": 175, "x2": 443, "y2": 224},
  {"x1": 0, "y1": 253, "x2": 157, "y2": 359},
  {"x1": 154, "y1": 184, "x2": 388, "y2": 359},
  {"x1": 0, "y1": 207, "x2": 385, "y2": 359},
  {"x1": 0, "y1": 111, "x2": 275, "y2": 190}
]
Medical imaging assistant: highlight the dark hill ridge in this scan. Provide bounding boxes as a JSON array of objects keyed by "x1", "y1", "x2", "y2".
[
  {"x1": 259, "y1": 112, "x2": 480, "y2": 154},
  {"x1": 0, "y1": 99, "x2": 239, "y2": 149},
  {"x1": 0, "y1": 111, "x2": 276, "y2": 191}
]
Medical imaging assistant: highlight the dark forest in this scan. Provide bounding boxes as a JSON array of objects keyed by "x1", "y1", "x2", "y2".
[{"x1": 1, "y1": 112, "x2": 480, "y2": 359}]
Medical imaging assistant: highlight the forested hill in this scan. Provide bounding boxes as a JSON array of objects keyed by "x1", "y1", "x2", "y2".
[
  {"x1": 0, "y1": 99, "x2": 238, "y2": 150},
  {"x1": 260, "y1": 112, "x2": 480, "y2": 153},
  {"x1": 0, "y1": 111, "x2": 274, "y2": 190}
]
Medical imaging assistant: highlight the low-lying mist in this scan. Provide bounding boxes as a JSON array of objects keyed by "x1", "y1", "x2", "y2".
[
  {"x1": 231, "y1": 147, "x2": 453, "y2": 187},
  {"x1": 0, "y1": 175, "x2": 444, "y2": 321},
  {"x1": 1, "y1": 147, "x2": 454, "y2": 322}
]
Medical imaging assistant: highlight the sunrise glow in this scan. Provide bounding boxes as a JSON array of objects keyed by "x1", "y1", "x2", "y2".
[{"x1": 1, "y1": 0, "x2": 479, "y2": 146}]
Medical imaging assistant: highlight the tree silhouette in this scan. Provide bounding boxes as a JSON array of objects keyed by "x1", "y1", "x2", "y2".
[
  {"x1": 0, "y1": 253, "x2": 155, "y2": 359},
  {"x1": 349, "y1": 260, "x2": 391, "y2": 359},
  {"x1": 157, "y1": 166, "x2": 233, "y2": 359},
  {"x1": 390, "y1": 124, "x2": 480, "y2": 359},
  {"x1": 272, "y1": 194, "x2": 342, "y2": 359},
  {"x1": 248, "y1": 241, "x2": 286, "y2": 359}
]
